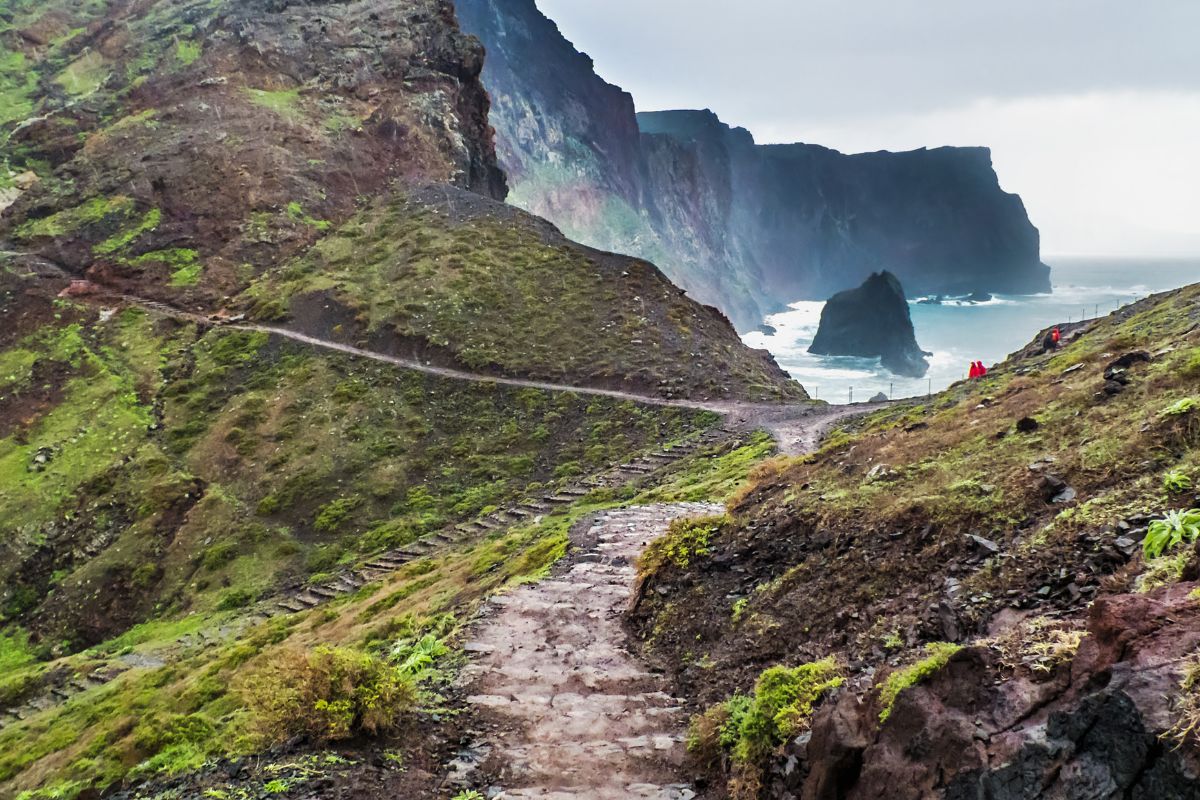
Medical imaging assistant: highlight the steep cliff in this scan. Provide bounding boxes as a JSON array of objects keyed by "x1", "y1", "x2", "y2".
[
  {"x1": 455, "y1": 0, "x2": 1051, "y2": 331},
  {"x1": 809, "y1": 271, "x2": 929, "y2": 377}
]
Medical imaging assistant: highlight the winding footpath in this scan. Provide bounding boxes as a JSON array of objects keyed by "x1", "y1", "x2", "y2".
[
  {"x1": 121, "y1": 296, "x2": 879, "y2": 455},
  {"x1": 461, "y1": 503, "x2": 721, "y2": 799}
]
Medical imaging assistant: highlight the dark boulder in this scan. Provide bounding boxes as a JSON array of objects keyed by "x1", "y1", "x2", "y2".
[{"x1": 809, "y1": 271, "x2": 930, "y2": 378}]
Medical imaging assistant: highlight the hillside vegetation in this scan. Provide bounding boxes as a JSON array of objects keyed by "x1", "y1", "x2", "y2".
[
  {"x1": 0, "y1": 259, "x2": 742, "y2": 798},
  {"x1": 635, "y1": 285, "x2": 1200, "y2": 798}
]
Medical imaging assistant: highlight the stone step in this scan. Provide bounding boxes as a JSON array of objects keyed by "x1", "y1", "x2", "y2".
[
  {"x1": 362, "y1": 561, "x2": 405, "y2": 573},
  {"x1": 292, "y1": 593, "x2": 321, "y2": 607},
  {"x1": 309, "y1": 586, "x2": 341, "y2": 599},
  {"x1": 276, "y1": 598, "x2": 308, "y2": 613},
  {"x1": 332, "y1": 576, "x2": 362, "y2": 592},
  {"x1": 559, "y1": 488, "x2": 590, "y2": 497}
]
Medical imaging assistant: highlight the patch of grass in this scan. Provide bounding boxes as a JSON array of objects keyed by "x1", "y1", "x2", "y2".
[
  {"x1": 54, "y1": 52, "x2": 109, "y2": 96},
  {"x1": 1169, "y1": 653, "x2": 1200, "y2": 745},
  {"x1": 244, "y1": 87, "x2": 303, "y2": 120},
  {"x1": 243, "y1": 196, "x2": 804, "y2": 401},
  {"x1": 286, "y1": 201, "x2": 331, "y2": 232},
  {"x1": 877, "y1": 642, "x2": 961, "y2": 723},
  {"x1": 173, "y1": 39, "x2": 202, "y2": 66},
  {"x1": 0, "y1": 50, "x2": 37, "y2": 125},
  {"x1": 979, "y1": 616, "x2": 1086, "y2": 675}
]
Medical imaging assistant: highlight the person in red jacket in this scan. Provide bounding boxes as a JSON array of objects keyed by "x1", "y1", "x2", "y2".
[
  {"x1": 1052, "y1": 327, "x2": 1061, "y2": 345},
  {"x1": 969, "y1": 362, "x2": 980, "y2": 379},
  {"x1": 979, "y1": 362, "x2": 988, "y2": 377}
]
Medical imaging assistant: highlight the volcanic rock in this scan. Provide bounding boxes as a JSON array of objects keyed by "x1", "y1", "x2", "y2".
[{"x1": 809, "y1": 271, "x2": 930, "y2": 378}]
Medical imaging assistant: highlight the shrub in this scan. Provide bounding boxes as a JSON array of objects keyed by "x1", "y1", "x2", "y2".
[
  {"x1": 878, "y1": 642, "x2": 962, "y2": 723},
  {"x1": 1143, "y1": 509, "x2": 1200, "y2": 560},
  {"x1": 242, "y1": 646, "x2": 416, "y2": 744}
]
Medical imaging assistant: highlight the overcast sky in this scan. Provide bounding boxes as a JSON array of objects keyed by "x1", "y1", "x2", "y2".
[{"x1": 536, "y1": 0, "x2": 1200, "y2": 258}]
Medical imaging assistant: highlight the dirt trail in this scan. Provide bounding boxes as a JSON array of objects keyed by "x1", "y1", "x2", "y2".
[
  {"x1": 118, "y1": 295, "x2": 884, "y2": 454},
  {"x1": 461, "y1": 503, "x2": 721, "y2": 799}
]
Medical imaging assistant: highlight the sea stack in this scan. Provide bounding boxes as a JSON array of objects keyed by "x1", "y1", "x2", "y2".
[{"x1": 809, "y1": 271, "x2": 930, "y2": 377}]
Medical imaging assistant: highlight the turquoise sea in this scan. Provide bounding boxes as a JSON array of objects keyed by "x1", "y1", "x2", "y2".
[{"x1": 742, "y1": 258, "x2": 1200, "y2": 404}]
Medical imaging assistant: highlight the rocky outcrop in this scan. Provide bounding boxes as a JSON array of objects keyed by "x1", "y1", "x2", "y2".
[
  {"x1": 1, "y1": 0, "x2": 508, "y2": 305},
  {"x1": 796, "y1": 584, "x2": 1200, "y2": 800},
  {"x1": 454, "y1": 0, "x2": 1050, "y2": 331},
  {"x1": 809, "y1": 271, "x2": 929, "y2": 377}
]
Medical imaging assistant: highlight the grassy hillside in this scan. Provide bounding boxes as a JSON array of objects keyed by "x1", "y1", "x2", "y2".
[
  {"x1": 241, "y1": 188, "x2": 804, "y2": 400},
  {"x1": 633, "y1": 284, "x2": 1200, "y2": 797},
  {"x1": 0, "y1": 263, "x2": 729, "y2": 798}
]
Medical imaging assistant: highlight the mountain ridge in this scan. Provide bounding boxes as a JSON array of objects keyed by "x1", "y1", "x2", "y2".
[{"x1": 455, "y1": 0, "x2": 1051, "y2": 330}]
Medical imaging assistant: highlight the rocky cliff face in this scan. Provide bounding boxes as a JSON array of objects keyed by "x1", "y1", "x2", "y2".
[
  {"x1": 454, "y1": 0, "x2": 1051, "y2": 331},
  {"x1": 809, "y1": 271, "x2": 929, "y2": 378},
  {"x1": 1, "y1": 0, "x2": 508, "y2": 306}
]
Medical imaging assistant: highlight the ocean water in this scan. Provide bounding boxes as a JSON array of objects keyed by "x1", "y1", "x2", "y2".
[{"x1": 742, "y1": 258, "x2": 1200, "y2": 404}]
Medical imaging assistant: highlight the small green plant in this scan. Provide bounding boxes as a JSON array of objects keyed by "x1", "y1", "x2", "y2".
[
  {"x1": 1143, "y1": 509, "x2": 1200, "y2": 560},
  {"x1": 1163, "y1": 398, "x2": 1200, "y2": 417},
  {"x1": 731, "y1": 597, "x2": 749, "y2": 622},
  {"x1": 877, "y1": 642, "x2": 962, "y2": 723},
  {"x1": 451, "y1": 792, "x2": 485, "y2": 800},
  {"x1": 1165, "y1": 470, "x2": 1195, "y2": 495},
  {"x1": 391, "y1": 632, "x2": 449, "y2": 677},
  {"x1": 263, "y1": 779, "x2": 290, "y2": 794}
]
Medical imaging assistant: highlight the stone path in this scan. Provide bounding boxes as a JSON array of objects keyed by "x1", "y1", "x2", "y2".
[{"x1": 461, "y1": 503, "x2": 722, "y2": 799}]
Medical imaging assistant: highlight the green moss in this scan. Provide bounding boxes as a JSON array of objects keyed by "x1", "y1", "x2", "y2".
[
  {"x1": 0, "y1": 628, "x2": 35, "y2": 673},
  {"x1": 878, "y1": 642, "x2": 962, "y2": 722},
  {"x1": 286, "y1": 201, "x2": 331, "y2": 231},
  {"x1": 15, "y1": 196, "x2": 135, "y2": 241},
  {"x1": 94, "y1": 208, "x2": 161, "y2": 256},
  {"x1": 639, "y1": 514, "x2": 727, "y2": 578}
]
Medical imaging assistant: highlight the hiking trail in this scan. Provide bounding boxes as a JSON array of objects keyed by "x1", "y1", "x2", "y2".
[{"x1": 459, "y1": 503, "x2": 721, "y2": 799}]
